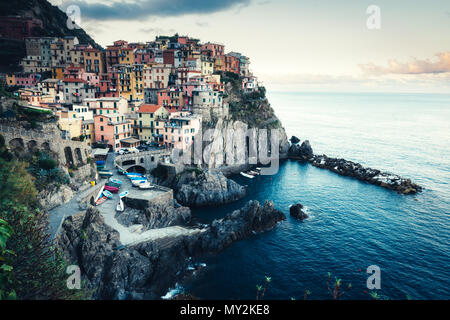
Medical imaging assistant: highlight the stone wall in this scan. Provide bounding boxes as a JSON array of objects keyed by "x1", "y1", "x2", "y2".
[
  {"x1": 0, "y1": 122, "x2": 92, "y2": 167},
  {"x1": 123, "y1": 187, "x2": 173, "y2": 210}
]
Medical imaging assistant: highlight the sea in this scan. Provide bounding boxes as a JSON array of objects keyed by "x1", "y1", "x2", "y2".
[{"x1": 180, "y1": 91, "x2": 450, "y2": 300}]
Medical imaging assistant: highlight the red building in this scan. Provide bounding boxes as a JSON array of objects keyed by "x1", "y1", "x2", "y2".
[
  {"x1": 157, "y1": 87, "x2": 185, "y2": 113},
  {"x1": 225, "y1": 54, "x2": 240, "y2": 74},
  {"x1": 0, "y1": 16, "x2": 43, "y2": 40},
  {"x1": 163, "y1": 50, "x2": 175, "y2": 66}
]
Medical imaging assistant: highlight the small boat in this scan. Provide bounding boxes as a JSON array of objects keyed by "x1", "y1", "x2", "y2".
[
  {"x1": 249, "y1": 170, "x2": 260, "y2": 175},
  {"x1": 240, "y1": 171, "x2": 255, "y2": 179},
  {"x1": 94, "y1": 185, "x2": 105, "y2": 203},
  {"x1": 117, "y1": 168, "x2": 126, "y2": 175},
  {"x1": 109, "y1": 178, "x2": 122, "y2": 185},
  {"x1": 132, "y1": 179, "x2": 147, "y2": 187},
  {"x1": 104, "y1": 185, "x2": 119, "y2": 193},
  {"x1": 103, "y1": 190, "x2": 113, "y2": 199},
  {"x1": 139, "y1": 182, "x2": 154, "y2": 190},
  {"x1": 116, "y1": 199, "x2": 124, "y2": 212},
  {"x1": 129, "y1": 176, "x2": 146, "y2": 181},
  {"x1": 99, "y1": 171, "x2": 113, "y2": 177},
  {"x1": 96, "y1": 195, "x2": 108, "y2": 206},
  {"x1": 119, "y1": 191, "x2": 129, "y2": 198},
  {"x1": 96, "y1": 160, "x2": 105, "y2": 165},
  {"x1": 106, "y1": 182, "x2": 121, "y2": 189},
  {"x1": 126, "y1": 172, "x2": 142, "y2": 176}
]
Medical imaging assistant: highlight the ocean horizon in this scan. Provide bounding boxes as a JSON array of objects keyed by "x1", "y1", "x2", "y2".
[{"x1": 182, "y1": 90, "x2": 450, "y2": 300}]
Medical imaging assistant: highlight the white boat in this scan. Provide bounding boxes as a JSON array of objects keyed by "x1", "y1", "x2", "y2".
[
  {"x1": 139, "y1": 182, "x2": 154, "y2": 190},
  {"x1": 116, "y1": 199, "x2": 124, "y2": 212},
  {"x1": 119, "y1": 191, "x2": 129, "y2": 198},
  {"x1": 132, "y1": 179, "x2": 147, "y2": 187},
  {"x1": 249, "y1": 170, "x2": 260, "y2": 175},
  {"x1": 240, "y1": 172, "x2": 255, "y2": 179}
]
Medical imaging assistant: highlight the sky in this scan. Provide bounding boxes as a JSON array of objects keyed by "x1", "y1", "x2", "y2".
[{"x1": 50, "y1": 0, "x2": 450, "y2": 93}]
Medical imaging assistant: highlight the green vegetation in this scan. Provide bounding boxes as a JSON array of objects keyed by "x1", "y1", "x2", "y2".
[
  {"x1": 0, "y1": 134, "x2": 85, "y2": 299},
  {"x1": 0, "y1": 218, "x2": 15, "y2": 300},
  {"x1": 0, "y1": 81, "x2": 20, "y2": 100},
  {"x1": 27, "y1": 151, "x2": 69, "y2": 191}
]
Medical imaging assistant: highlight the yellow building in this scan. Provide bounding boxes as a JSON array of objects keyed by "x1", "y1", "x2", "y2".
[
  {"x1": 83, "y1": 48, "x2": 105, "y2": 75},
  {"x1": 57, "y1": 110, "x2": 83, "y2": 139},
  {"x1": 118, "y1": 64, "x2": 144, "y2": 102},
  {"x1": 5, "y1": 74, "x2": 15, "y2": 86},
  {"x1": 82, "y1": 120, "x2": 95, "y2": 145},
  {"x1": 137, "y1": 104, "x2": 169, "y2": 141},
  {"x1": 119, "y1": 47, "x2": 134, "y2": 65},
  {"x1": 51, "y1": 66, "x2": 64, "y2": 80},
  {"x1": 201, "y1": 58, "x2": 214, "y2": 76}
]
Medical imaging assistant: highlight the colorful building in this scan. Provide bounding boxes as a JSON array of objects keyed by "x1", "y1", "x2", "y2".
[
  {"x1": 93, "y1": 113, "x2": 133, "y2": 151},
  {"x1": 136, "y1": 104, "x2": 169, "y2": 142},
  {"x1": 159, "y1": 111, "x2": 202, "y2": 151}
]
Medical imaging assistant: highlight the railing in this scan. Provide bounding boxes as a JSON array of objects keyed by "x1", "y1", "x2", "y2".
[{"x1": 114, "y1": 148, "x2": 171, "y2": 166}]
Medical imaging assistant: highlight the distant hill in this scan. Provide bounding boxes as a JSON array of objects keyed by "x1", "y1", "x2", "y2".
[{"x1": 0, "y1": 0, "x2": 101, "y2": 72}]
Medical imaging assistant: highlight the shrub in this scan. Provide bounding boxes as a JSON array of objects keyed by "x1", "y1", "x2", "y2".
[{"x1": 38, "y1": 158, "x2": 57, "y2": 170}]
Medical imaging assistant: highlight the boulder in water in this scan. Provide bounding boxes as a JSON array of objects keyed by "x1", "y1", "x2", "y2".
[{"x1": 290, "y1": 203, "x2": 308, "y2": 220}]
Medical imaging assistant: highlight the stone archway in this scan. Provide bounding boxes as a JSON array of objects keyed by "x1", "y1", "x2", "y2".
[
  {"x1": 122, "y1": 159, "x2": 136, "y2": 166},
  {"x1": 9, "y1": 137, "x2": 24, "y2": 149},
  {"x1": 126, "y1": 165, "x2": 146, "y2": 174},
  {"x1": 8, "y1": 138, "x2": 25, "y2": 156},
  {"x1": 64, "y1": 146, "x2": 74, "y2": 166},
  {"x1": 74, "y1": 147, "x2": 83, "y2": 165},
  {"x1": 27, "y1": 140, "x2": 38, "y2": 153},
  {"x1": 41, "y1": 141, "x2": 50, "y2": 151}
]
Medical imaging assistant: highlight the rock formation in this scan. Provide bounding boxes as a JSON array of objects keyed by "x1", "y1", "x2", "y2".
[
  {"x1": 116, "y1": 202, "x2": 191, "y2": 230},
  {"x1": 289, "y1": 203, "x2": 308, "y2": 220},
  {"x1": 173, "y1": 170, "x2": 247, "y2": 207},
  {"x1": 288, "y1": 136, "x2": 314, "y2": 161},
  {"x1": 56, "y1": 201, "x2": 285, "y2": 299},
  {"x1": 309, "y1": 154, "x2": 422, "y2": 194}
]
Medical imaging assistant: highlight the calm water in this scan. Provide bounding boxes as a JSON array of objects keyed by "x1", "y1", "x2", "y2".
[{"x1": 184, "y1": 92, "x2": 450, "y2": 300}]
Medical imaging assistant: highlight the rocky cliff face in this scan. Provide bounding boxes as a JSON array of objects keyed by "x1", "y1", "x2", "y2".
[
  {"x1": 174, "y1": 170, "x2": 247, "y2": 207},
  {"x1": 116, "y1": 202, "x2": 191, "y2": 230},
  {"x1": 288, "y1": 137, "x2": 314, "y2": 161},
  {"x1": 57, "y1": 201, "x2": 285, "y2": 299},
  {"x1": 197, "y1": 74, "x2": 290, "y2": 173}
]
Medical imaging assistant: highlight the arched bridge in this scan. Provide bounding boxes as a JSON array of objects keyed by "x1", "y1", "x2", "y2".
[{"x1": 114, "y1": 149, "x2": 171, "y2": 173}]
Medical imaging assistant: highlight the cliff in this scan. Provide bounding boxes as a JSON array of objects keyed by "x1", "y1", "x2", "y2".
[
  {"x1": 199, "y1": 72, "x2": 290, "y2": 173},
  {"x1": 57, "y1": 202, "x2": 286, "y2": 299}
]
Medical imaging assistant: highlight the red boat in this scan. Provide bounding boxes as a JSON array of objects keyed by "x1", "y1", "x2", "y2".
[{"x1": 104, "y1": 185, "x2": 119, "y2": 193}]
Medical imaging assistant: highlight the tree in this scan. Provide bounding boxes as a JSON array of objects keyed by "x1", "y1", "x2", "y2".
[{"x1": 0, "y1": 157, "x2": 86, "y2": 299}]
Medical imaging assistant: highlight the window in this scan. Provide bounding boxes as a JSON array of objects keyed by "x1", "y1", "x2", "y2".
[{"x1": 100, "y1": 126, "x2": 104, "y2": 131}]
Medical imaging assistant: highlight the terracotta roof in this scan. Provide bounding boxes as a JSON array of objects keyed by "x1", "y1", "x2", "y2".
[
  {"x1": 139, "y1": 104, "x2": 161, "y2": 113},
  {"x1": 63, "y1": 78, "x2": 85, "y2": 83}
]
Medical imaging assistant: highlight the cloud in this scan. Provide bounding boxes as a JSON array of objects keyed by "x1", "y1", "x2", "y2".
[
  {"x1": 61, "y1": 0, "x2": 250, "y2": 20},
  {"x1": 359, "y1": 52, "x2": 450, "y2": 75},
  {"x1": 139, "y1": 27, "x2": 176, "y2": 34},
  {"x1": 195, "y1": 21, "x2": 209, "y2": 27}
]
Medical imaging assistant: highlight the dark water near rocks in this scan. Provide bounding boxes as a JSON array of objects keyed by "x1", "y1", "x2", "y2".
[{"x1": 184, "y1": 92, "x2": 450, "y2": 300}]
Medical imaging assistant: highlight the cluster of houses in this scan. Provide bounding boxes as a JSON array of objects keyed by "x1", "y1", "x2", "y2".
[{"x1": 1, "y1": 34, "x2": 261, "y2": 152}]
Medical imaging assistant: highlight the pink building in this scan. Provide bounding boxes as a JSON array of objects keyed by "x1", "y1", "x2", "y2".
[
  {"x1": 93, "y1": 113, "x2": 132, "y2": 151},
  {"x1": 201, "y1": 42, "x2": 225, "y2": 57},
  {"x1": 159, "y1": 111, "x2": 202, "y2": 151}
]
